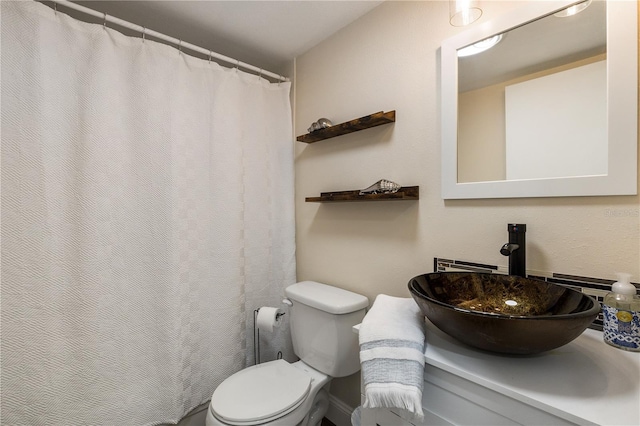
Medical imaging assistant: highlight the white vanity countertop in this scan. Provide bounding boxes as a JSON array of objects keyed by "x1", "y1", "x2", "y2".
[{"x1": 424, "y1": 319, "x2": 640, "y2": 426}]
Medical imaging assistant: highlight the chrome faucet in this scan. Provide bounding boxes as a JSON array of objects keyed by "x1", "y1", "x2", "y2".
[{"x1": 500, "y1": 223, "x2": 526, "y2": 277}]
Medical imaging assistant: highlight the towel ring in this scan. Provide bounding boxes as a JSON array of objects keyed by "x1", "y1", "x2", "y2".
[
  {"x1": 103, "y1": 13, "x2": 107, "y2": 30},
  {"x1": 142, "y1": 27, "x2": 146, "y2": 43}
]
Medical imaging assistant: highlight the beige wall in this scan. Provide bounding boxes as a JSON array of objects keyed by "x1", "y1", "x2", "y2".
[
  {"x1": 458, "y1": 82, "x2": 506, "y2": 182},
  {"x1": 293, "y1": 1, "x2": 639, "y2": 407}
]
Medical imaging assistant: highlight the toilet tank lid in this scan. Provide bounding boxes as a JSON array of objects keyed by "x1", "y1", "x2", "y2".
[{"x1": 285, "y1": 281, "x2": 369, "y2": 314}]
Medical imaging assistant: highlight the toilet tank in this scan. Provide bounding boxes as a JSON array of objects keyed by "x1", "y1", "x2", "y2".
[{"x1": 285, "y1": 281, "x2": 369, "y2": 378}]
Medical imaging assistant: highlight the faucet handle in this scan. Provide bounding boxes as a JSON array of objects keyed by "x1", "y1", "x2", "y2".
[{"x1": 508, "y1": 223, "x2": 527, "y2": 233}]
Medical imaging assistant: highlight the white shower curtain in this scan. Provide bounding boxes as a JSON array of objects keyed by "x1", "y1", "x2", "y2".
[{"x1": 1, "y1": 2, "x2": 295, "y2": 424}]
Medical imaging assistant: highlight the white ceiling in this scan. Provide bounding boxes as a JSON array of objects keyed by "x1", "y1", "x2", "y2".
[{"x1": 71, "y1": 1, "x2": 384, "y2": 76}]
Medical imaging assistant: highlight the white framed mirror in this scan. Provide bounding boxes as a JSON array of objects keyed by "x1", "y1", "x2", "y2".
[{"x1": 441, "y1": 0, "x2": 637, "y2": 199}]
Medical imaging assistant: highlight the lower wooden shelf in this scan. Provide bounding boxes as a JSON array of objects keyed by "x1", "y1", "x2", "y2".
[{"x1": 305, "y1": 186, "x2": 419, "y2": 203}]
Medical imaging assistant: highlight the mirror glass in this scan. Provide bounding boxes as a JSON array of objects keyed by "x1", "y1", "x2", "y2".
[
  {"x1": 441, "y1": 0, "x2": 637, "y2": 199},
  {"x1": 458, "y1": 1, "x2": 606, "y2": 183}
]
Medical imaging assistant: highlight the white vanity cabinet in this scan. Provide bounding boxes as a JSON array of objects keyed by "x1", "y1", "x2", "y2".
[
  {"x1": 361, "y1": 367, "x2": 574, "y2": 426},
  {"x1": 360, "y1": 320, "x2": 640, "y2": 426}
]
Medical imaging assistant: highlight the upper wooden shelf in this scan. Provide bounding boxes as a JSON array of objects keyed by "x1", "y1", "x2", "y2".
[
  {"x1": 296, "y1": 110, "x2": 396, "y2": 144},
  {"x1": 306, "y1": 186, "x2": 419, "y2": 203}
]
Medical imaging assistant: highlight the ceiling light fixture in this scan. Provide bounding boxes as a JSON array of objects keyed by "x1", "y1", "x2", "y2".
[
  {"x1": 449, "y1": 0, "x2": 482, "y2": 27},
  {"x1": 554, "y1": 0, "x2": 592, "y2": 17},
  {"x1": 457, "y1": 34, "x2": 503, "y2": 57}
]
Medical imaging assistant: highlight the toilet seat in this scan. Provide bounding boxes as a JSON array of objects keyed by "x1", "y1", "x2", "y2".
[{"x1": 211, "y1": 359, "x2": 311, "y2": 425}]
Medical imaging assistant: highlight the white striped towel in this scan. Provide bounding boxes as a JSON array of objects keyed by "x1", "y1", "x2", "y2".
[{"x1": 359, "y1": 295, "x2": 425, "y2": 419}]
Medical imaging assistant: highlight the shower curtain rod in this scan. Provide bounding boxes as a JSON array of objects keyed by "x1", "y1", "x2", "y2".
[{"x1": 46, "y1": 0, "x2": 289, "y2": 82}]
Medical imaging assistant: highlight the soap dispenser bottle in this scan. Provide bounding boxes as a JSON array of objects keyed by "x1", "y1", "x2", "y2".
[{"x1": 603, "y1": 273, "x2": 640, "y2": 352}]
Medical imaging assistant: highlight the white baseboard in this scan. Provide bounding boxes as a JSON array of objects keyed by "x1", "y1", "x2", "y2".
[{"x1": 325, "y1": 395, "x2": 355, "y2": 426}]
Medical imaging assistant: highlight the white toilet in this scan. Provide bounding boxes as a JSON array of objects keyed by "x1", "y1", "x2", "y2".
[{"x1": 206, "y1": 281, "x2": 369, "y2": 426}]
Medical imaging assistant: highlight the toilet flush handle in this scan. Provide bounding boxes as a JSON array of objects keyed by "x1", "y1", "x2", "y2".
[{"x1": 282, "y1": 298, "x2": 293, "y2": 306}]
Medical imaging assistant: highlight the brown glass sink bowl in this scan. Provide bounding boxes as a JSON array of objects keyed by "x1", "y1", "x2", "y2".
[{"x1": 409, "y1": 272, "x2": 600, "y2": 355}]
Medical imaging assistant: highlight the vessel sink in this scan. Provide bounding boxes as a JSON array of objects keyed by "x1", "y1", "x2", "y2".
[{"x1": 409, "y1": 272, "x2": 600, "y2": 355}]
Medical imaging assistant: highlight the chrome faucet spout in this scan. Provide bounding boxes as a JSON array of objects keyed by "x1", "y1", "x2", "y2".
[{"x1": 500, "y1": 243, "x2": 520, "y2": 256}]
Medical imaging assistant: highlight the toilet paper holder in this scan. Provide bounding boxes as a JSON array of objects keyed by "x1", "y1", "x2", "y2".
[{"x1": 253, "y1": 307, "x2": 286, "y2": 365}]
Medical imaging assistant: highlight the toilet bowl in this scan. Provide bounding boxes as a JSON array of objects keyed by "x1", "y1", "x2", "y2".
[
  {"x1": 206, "y1": 281, "x2": 369, "y2": 426},
  {"x1": 206, "y1": 359, "x2": 331, "y2": 426},
  {"x1": 206, "y1": 360, "x2": 330, "y2": 426}
]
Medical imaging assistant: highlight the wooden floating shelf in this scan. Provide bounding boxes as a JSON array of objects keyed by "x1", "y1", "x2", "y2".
[
  {"x1": 306, "y1": 186, "x2": 419, "y2": 203},
  {"x1": 296, "y1": 110, "x2": 396, "y2": 143}
]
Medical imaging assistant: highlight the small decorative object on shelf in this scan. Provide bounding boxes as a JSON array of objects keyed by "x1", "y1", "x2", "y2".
[
  {"x1": 307, "y1": 118, "x2": 333, "y2": 133},
  {"x1": 359, "y1": 179, "x2": 401, "y2": 195},
  {"x1": 305, "y1": 186, "x2": 419, "y2": 203}
]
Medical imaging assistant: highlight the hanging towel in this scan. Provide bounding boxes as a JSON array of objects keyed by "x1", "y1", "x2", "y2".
[{"x1": 359, "y1": 295, "x2": 425, "y2": 418}]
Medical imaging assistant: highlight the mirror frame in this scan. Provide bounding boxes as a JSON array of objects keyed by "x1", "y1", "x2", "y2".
[{"x1": 441, "y1": 0, "x2": 637, "y2": 199}]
